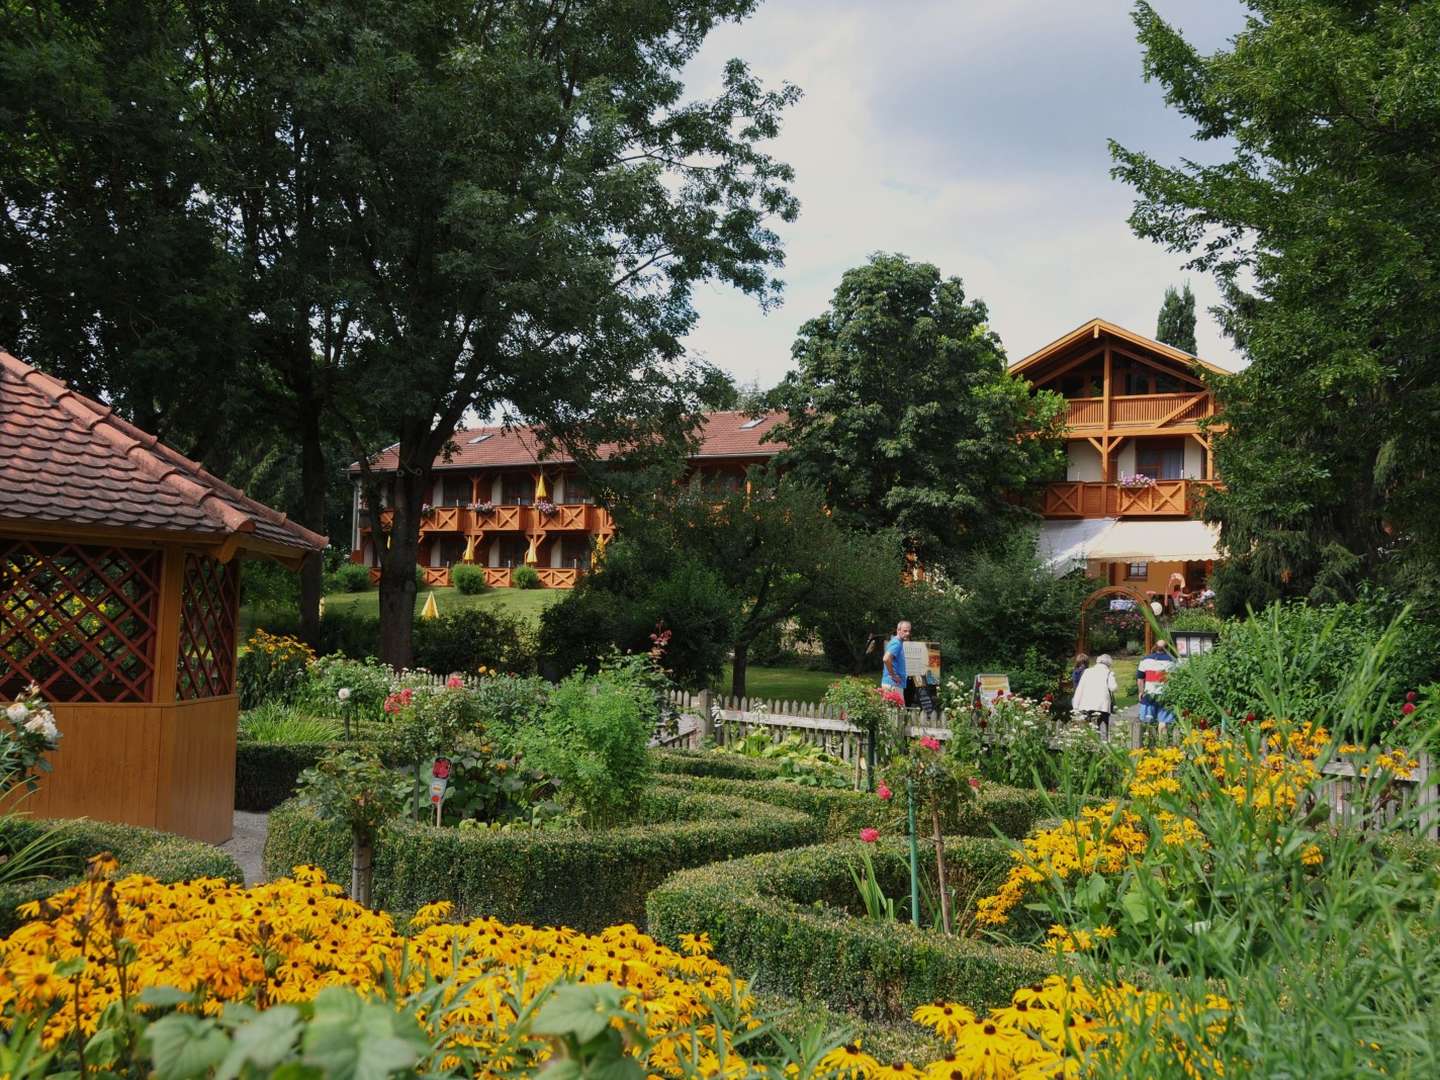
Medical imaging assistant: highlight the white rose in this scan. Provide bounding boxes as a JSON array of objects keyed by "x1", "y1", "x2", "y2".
[
  {"x1": 24, "y1": 715, "x2": 57, "y2": 740},
  {"x1": 6, "y1": 703, "x2": 28, "y2": 724},
  {"x1": 338, "y1": 688, "x2": 352, "y2": 702}
]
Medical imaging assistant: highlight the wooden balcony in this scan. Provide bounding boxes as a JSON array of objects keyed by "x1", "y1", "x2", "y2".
[
  {"x1": 364, "y1": 504, "x2": 614, "y2": 536},
  {"x1": 1042, "y1": 480, "x2": 1217, "y2": 519},
  {"x1": 1064, "y1": 393, "x2": 1212, "y2": 431},
  {"x1": 365, "y1": 565, "x2": 587, "y2": 589}
]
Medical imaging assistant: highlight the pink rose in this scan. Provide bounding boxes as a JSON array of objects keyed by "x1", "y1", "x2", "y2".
[
  {"x1": 860, "y1": 827, "x2": 879, "y2": 843},
  {"x1": 446, "y1": 675, "x2": 463, "y2": 689},
  {"x1": 877, "y1": 782, "x2": 893, "y2": 802},
  {"x1": 920, "y1": 736, "x2": 941, "y2": 752},
  {"x1": 968, "y1": 777, "x2": 981, "y2": 791}
]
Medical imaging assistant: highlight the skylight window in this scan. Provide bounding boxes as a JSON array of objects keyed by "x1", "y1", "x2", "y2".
[
  {"x1": 739, "y1": 417, "x2": 765, "y2": 430},
  {"x1": 469, "y1": 433, "x2": 494, "y2": 444}
]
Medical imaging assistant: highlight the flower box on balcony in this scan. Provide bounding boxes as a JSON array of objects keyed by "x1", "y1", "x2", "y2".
[{"x1": 1117, "y1": 473, "x2": 1157, "y2": 490}]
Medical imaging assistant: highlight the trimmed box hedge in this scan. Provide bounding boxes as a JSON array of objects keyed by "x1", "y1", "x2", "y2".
[
  {"x1": 235, "y1": 741, "x2": 337, "y2": 811},
  {"x1": 264, "y1": 785, "x2": 815, "y2": 931},
  {"x1": 647, "y1": 836, "x2": 1051, "y2": 1021},
  {"x1": 0, "y1": 818, "x2": 243, "y2": 935},
  {"x1": 651, "y1": 755, "x2": 1056, "y2": 841}
]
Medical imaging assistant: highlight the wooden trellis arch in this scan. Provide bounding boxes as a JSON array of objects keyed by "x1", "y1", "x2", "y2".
[{"x1": 1077, "y1": 585, "x2": 1155, "y2": 656}]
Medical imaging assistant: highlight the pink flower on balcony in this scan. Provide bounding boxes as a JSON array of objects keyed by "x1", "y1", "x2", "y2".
[{"x1": 859, "y1": 827, "x2": 879, "y2": 843}]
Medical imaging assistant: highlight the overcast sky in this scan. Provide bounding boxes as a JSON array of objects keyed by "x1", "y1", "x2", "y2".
[{"x1": 678, "y1": 0, "x2": 1249, "y2": 389}]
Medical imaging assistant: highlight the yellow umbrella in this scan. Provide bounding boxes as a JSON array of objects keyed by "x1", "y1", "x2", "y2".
[
  {"x1": 535, "y1": 472, "x2": 549, "y2": 500},
  {"x1": 525, "y1": 534, "x2": 540, "y2": 565},
  {"x1": 462, "y1": 534, "x2": 477, "y2": 563},
  {"x1": 420, "y1": 592, "x2": 440, "y2": 620}
]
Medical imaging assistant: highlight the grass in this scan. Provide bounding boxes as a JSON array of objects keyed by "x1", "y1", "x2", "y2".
[
  {"x1": 1110, "y1": 656, "x2": 1140, "y2": 709},
  {"x1": 716, "y1": 664, "x2": 839, "y2": 704},
  {"x1": 241, "y1": 585, "x2": 563, "y2": 640}
]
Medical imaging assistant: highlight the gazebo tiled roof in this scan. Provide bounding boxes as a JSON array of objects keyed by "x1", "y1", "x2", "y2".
[
  {"x1": 350, "y1": 410, "x2": 786, "y2": 474},
  {"x1": 1, "y1": 350, "x2": 327, "y2": 559}
]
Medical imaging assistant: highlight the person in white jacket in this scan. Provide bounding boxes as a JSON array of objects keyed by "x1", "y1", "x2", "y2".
[{"x1": 1072, "y1": 653, "x2": 1118, "y2": 738}]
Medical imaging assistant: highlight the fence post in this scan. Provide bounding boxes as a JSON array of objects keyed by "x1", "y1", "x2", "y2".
[{"x1": 698, "y1": 689, "x2": 714, "y2": 744}]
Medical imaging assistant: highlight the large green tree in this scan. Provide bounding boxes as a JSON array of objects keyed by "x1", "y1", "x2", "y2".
[
  {"x1": 1155, "y1": 282, "x2": 1197, "y2": 353},
  {"x1": 1112, "y1": 1, "x2": 1440, "y2": 607},
  {"x1": 769, "y1": 253, "x2": 1066, "y2": 573}
]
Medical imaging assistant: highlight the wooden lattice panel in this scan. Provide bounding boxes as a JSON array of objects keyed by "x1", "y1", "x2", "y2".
[
  {"x1": 176, "y1": 554, "x2": 239, "y2": 700},
  {"x1": 1, "y1": 538, "x2": 161, "y2": 703}
]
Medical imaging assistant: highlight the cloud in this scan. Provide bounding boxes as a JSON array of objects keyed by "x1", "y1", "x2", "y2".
[{"x1": 679, "y1": 0, "x2": 1249, "y2": 386}]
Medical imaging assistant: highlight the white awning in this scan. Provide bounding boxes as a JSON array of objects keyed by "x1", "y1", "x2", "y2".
[
  {"x1": 1036, "y1": 518, "x2": 1116, "y2": 571},
  {"x1": 1085, "y1": 519, "x2": 1221, "y2": 562},
  {"x1": 1037, "y1": 518, "x2": 1221, "y2": 571}
]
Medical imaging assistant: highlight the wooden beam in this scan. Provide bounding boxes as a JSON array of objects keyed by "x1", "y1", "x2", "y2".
[
  {"x1": 1109, "y1": 344, "x2": 1208, "y2": 390},
  {"x1": 1103, "y1": 347, "x2": 1113, "y2": 444},
  {"x1": 1029, "y1": 344, "x2": 1107, "y2": 390},
  {"x1": 1153, "y1": 392, "x2": 1207, "y2": 429}
]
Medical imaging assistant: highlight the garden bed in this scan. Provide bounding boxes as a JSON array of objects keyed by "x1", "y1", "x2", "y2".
[
  {"x1": 647, "y1": 836, "x2": 1052, "y2": 1021},
  {"x1": 264, "y1": 784, "x2": 814, "y2": 931},
  {"x1": 0, "y1": 818, "x2": 243, "y2": 934}
]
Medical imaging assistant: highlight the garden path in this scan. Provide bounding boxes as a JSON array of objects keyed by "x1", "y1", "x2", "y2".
[{"x1": 221, "y1": 811, "x2": 268, "y2": 885}]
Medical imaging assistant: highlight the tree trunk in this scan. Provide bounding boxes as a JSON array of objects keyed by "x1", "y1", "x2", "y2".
[
  {"x1": 932, "y1": 807, "x2": 952, "y2": 935},
  {"x1": 297, "y1": 400, "x2": 327, "y2": 643},
  {"x1": 351, "y1": 835, "x2": 373, "y2": 907},
  {"x1": 377, "y1": 465, "x2": 425, "y2": 667},
  {"x1": 730, "y1": 641, "x2": 749, "y2": 699}
]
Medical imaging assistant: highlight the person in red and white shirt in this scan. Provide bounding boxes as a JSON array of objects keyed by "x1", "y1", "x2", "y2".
[{"x1": 1137, "y1": 642, "x2": 1177, "y2": 725}]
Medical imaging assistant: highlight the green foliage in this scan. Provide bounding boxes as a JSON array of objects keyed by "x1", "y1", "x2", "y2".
[
  {"x1": 823, "y1": 677, "x2": 890, "y2": 739},
  {"x1": 1154, "y1": 282, "x2": 1197, "y2": 354},
  {"x1": 721, "y1": 733, "x2": 850, "y2": 788},
  {"x1": 252, "y1": 608, "x2": 389, "y2": 663},
  {"x1": 1166, "y1": 608, "x2": 1223, "y2": 634},
  {"x1": 769, "y1": 253, "x2": 1067, "y2": 572},
  {"x1": 238, "y1": 703, "x2": 340, "y2": 745},
  {"x1": 263, "y1": 787, "x2": 814, "y2": 931},
  {"x1": 1113, "y1": 2, "x2": 1440, "y2": 604},
  {"x1": 375, "y1": 684, "x2": 484, "y2": 774},
  {"x1": 647, "y1": 838, "x2": 1051, "y2": 1021},
  {"x1": 234, "y1": 742, "x2": 333, "y2": 812},
  {"x1": 510, "y1": 565, "x2": 541, "y2": 590},
  {"x1": 450, "y1": 563, "x2": 490, "y2": 595},
  {"x1": 237, "y1": 631, "x2": 315, "y2": 709},
  {"x1": 519, "y1": 667, "x2": 654, "y2": 828},
  {"x1": 413, "y1": 606, "x2": 536, "y2": 677},
  {"x1": 849, "y1": 846, "x2": 896, "y2": 922},
  {"x1": 0, "y1": 818, "x2": 241, "y2": 935},
  {"x1": 1163, "y1": 602, "x2": 1438, "y2": 734},
  {"x1": 329, "y1": 564, "x2": 374, "y2": 594},
  {"x1": 296, "y1": 750, "x2": 411, "y2": 845},
  {"x1": 301, "y1": 654, "x2": 394, "y2": 719},
  {"x1": 242, "y1": 559, "x2": 303, "y2": 609}
]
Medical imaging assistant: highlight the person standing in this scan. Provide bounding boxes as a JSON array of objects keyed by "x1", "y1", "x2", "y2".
[
  {"x1": 1073, "y1": 654, "x2": 1117, "y2": 738},
  {"x1": 1137, "y1": 641, "x2": 1177, "y2": 728},
  {"x1": 1071, "y1": 653, "x2": 1090, "y2": 690},
  {"x1": 881, "y1": 620, "x2": 911, "y2": 706}
]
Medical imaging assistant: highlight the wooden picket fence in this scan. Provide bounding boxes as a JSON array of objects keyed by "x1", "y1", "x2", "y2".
[{"x1": 663, "y1": 689, "x2": 1440, "y2": 841}]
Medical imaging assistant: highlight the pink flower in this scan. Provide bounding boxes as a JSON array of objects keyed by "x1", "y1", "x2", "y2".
[
  {"x1": 919, "y1": 736, "x2": 941, "y2": 752},
  {"x1": 1406, "y1": 690, "x2": 1418, "y2": 703},
  {"x1": 432, "y1": 757, "x2": 452, "y2": 779},
  {"x1": 859, "y1": 827, "x2": 879, "y2": 843},
  {"x1": 877, "y1": 782, "x2": 893, "y2": 802},
  {"x1": 881, "y1": 687, "x2": 905, "y2": 707},
  {"x1": 1402, "y1": 702, "x2": 1416, "y2": 715},
  {"x1": 446, "y1": 675, "x2": 463, "y2": 689},
  {"x1": 968, "y1": 777, "x2": 981, "y2": 791}
]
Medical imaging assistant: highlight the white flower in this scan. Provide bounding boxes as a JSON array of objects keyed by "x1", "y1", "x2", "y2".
[
  {"x1": 5, "y1": 703, "x2": 28, "y2": 724},
  {"x1": 338, "y1": 688, "x2": 352, "y2": 702},
  {"x1": 24, "y1": 714, "x2": 58, "y2": 741}
]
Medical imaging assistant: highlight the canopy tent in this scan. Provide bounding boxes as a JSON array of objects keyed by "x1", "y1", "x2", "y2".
[{"x1": 1037, "y1": 518, "x2": 1221, "y2": 572}]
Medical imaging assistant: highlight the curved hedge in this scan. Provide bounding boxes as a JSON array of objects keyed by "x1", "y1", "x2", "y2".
[
  {"x1": 264, "y1": 785, "x2": 814, "y2": 931},
  {"x1": 0, "y1": 818, "x2": 243, "y2": 934},
  {"x1": 648, "y1": 837, "x2": 1050, "y2": 1022},
  {"x1": 651, "y1": 755, "x2": 1055, "y2": 841},
  {"x1": 235, "y1": 741, "x2": 335, "y2": 811}
]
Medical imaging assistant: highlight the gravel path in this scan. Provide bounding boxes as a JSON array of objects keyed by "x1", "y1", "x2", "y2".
[{"x1": 221, "y1": 811, "x2": 269, "y2": 885}]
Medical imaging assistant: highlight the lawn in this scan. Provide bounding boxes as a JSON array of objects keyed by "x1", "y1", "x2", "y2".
[
  {"x1": 322, "y1": 586, "x2": 562, "y2": 625},
  {"x1": 717, "y1": 664, "x2": 839, "y2": 704}
]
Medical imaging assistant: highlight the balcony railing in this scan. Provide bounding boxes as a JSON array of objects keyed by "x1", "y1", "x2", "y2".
[
  {"x1": 1042, "y1": 480, "x2": 1217, "y2": 519},
  {"x1": 1064, "y1": 393, "x2": 1212, "y2": 430},
  {"x1": 366, "y1": 565, "x2": 587, "y2": 589},
  {"x1": 364, "y1": 504, "x2": 614, "y2": 536}
]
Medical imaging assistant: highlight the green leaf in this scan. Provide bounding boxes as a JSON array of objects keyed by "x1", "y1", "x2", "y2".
[
  {"x1": 532, "y1": 983, "x2": 625, "y2": 1044},
  {"x1": 143, "y1": 1015, "x2": 231, "y2": 1080},
  {"x1": 139, "y1": 986, "x2": 194, "y2": 1009},
  {"x1": 1121, "y1": 885, "x2": 1150, "y2": 926},
  {"x1": 215, "y1": 1005, "x2": 303, "y2": 1080}
]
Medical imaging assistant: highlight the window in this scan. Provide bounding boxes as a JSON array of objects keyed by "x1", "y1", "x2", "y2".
[
  {"x1": 1137, "y1": 439, "x2": 1186, "y2": 481},
  {"x1": 440, "y1": 476, "x2": 471, "y2": 506},
  {"x1": 1126, "y1": 562, "x2": 1149, "y2": 581},
  {"x1": 739, "y1": 416, "x2": 766, "y2": 429},
  {"x1": 468, "y1": 433, "x2": 493, "y2": 445},
  {"x1": 494, "y1": 535, "x2": 528, "y2": 568},
  {"x1": 502, "y1": 473, "x2": 535, "y2": 505},
  {"x1": 559, "y1": 535, "x2": 590, "y2": 568},
  {"x1": 435, "y1": 537, "x2": 466, "y2": 566},
  {"x1": 563, "y1": 473, "x2": 593, "y2": 504}
]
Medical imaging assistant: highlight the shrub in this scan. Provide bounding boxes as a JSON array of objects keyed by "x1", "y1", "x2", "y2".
[
  {"x1": 237, "y1": 629, "x2": 316, "y2": 708},
  {"x1": 469, "y1": 674, "x2": 549, "y2": 751},
  {"x1": 450, "y1": 563, "x2": 490, "y2": 595},
  {"x1": 519, "y1": 666, "x2": 653, "y2": 827},
  {"x1": 238, "y1": 703, "x2": 341, "y2": 744},
  {"x1": 647, "y1": 837, "x2": 1051, "y2": 1020},
  {"x1": 301, "y1": 654, "x2": 394, "y2": 719},
  {"x1": 0, "y1": 817, "x2": 242, "y2": 934},
  {"x1": 235, "y1": 741, "x2": 334, "y2": 811},
  {"x1": 1166, "y1": 607, "x2": 1223, "y2": 634},
  {"x1": 329, "y1": 563, "x2": 373, "y2": 593},
  {"x1": 413, "y1": 607, "x2": 536, "y2": 676},
  {"x1": 263, "y1": 785, "x2": 815, "y2": 930},
  {"x1": 511, "y1": 564, "x2": 541, "y2": 589}
]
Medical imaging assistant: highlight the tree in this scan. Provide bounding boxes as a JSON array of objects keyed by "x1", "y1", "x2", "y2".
[
  {"x1": 1155, "y1": 283, "x2": 1197, "y2": 354},
  {"x1": 769, "y1": 254, "x2": 1066, "y2": 572},
  {"x1": 1111, "y1": 1, "x2": 1440, "y2": 605}
]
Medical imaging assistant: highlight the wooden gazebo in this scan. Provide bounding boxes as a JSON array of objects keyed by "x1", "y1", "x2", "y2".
[{"x1": 1, "y1": 351, "x2": 325, "y2": 843}]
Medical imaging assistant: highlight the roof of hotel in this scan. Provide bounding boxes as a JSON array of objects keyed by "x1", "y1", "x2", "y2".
[
  {"x1": 1009, "y1": 318, "x2": 1231, "y2": 379},
  {"x1": 1, "y1": 350, "x2": 327, "y2": 557},
  {"x1": 350, "y1": 410, "x2": 786, "y2": 474}
]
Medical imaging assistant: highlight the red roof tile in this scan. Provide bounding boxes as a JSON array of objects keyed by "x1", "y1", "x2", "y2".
[
  {"x1": 0, "y1": 351, "x2": 327, "y2": 555},
  {"x1": 350, "y1": 410, "x2": 786, "y2": 474}
]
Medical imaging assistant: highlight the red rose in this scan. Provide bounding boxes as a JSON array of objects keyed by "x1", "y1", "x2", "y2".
[
  {"x1": 1244, "y1": 712, "x2": 1256, "y2": 725},
  {"x1": 432, "y1": 758, "x2": 452, "y2": 779},
  {"x1": 1406, "y1": 691, "x2": 1418, "y2": 703},
  {"x1": 1402, "y1": 702, "x2": 1416, "y2": 715}
]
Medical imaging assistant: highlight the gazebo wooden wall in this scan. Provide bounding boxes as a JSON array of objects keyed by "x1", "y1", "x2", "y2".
[{"x1": 2, "y1": 534, "x2": 241, "y2": 843}]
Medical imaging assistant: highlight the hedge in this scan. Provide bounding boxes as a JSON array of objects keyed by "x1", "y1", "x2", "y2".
[
  {"x1": 0, "y1": 818, "x2": 243, "y2": 935},
  {"x1": 235, "y1": 741, "x2": 336, "y2": 811},
  {"x1": 651, "y1": 755, "x2": 1056, "y2": 841},
  {"x1": 647, "y1": 837, "x2": 1051, "y2": 1022},
  {"x1": 264, "y1": 785, "x2": 815, "y2": 931},
  {"x1": 651, "y1": 748, "x2": 790, "y2": 781}
]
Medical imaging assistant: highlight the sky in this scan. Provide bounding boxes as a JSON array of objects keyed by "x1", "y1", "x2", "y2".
[{"x1": 678, "y1": 0, "x2": 1250, "y2": 389}]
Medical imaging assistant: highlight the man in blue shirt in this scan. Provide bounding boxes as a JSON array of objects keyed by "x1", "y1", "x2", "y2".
[{"x1": 881, "y1": 620, "x2": 911, "y2": 697}]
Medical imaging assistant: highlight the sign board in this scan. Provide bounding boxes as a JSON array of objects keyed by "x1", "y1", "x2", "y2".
[
  {"x1": 902, "y1": 640, "x2": 942, "y2": 683},
  {"x1": 1172, "y1": 631, "x2": 1219, "y2": 659},
  {"x1": 973, "y1": 673, "x2": 1011, "y2": 711}
]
